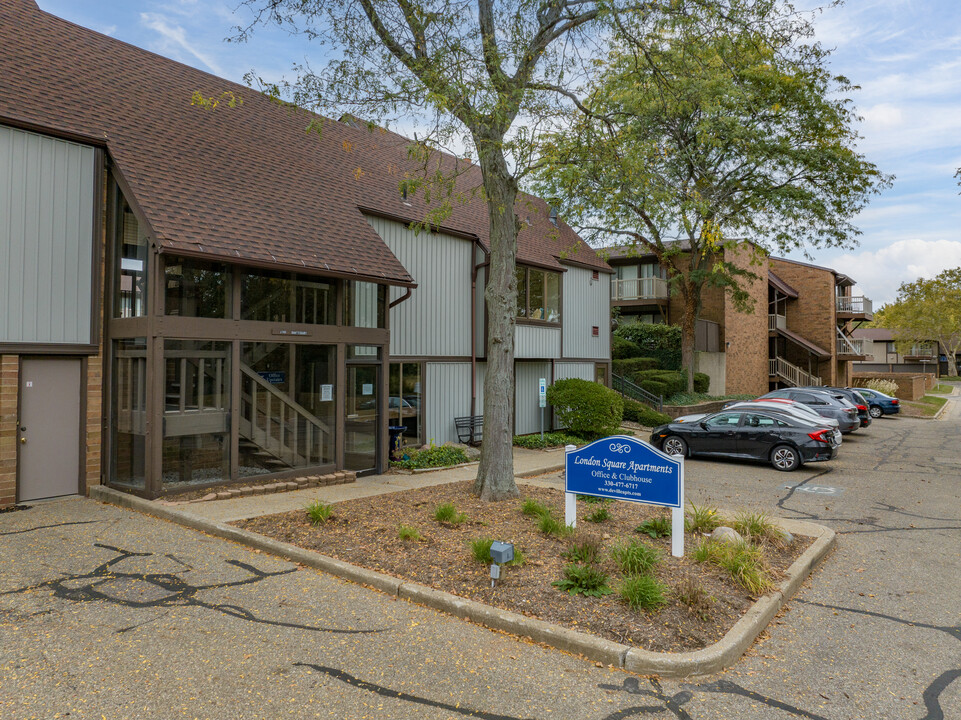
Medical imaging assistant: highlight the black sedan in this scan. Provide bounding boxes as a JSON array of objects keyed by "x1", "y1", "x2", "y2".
[{"x1": 650, "y1": 408, "x2": 840, "y2": 471}]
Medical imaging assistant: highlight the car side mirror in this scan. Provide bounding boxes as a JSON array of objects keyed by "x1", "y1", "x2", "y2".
[{"x1": 699, "y1": 421, "x2": 708, "y2": 430}]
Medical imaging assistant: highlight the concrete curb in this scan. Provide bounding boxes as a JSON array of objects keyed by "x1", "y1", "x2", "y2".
[{"x1": 89, "y1": 486, "x2": 835, "y2": 677}]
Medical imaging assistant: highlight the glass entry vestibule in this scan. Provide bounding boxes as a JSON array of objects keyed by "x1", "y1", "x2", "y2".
[{"x1": 105, "y1": 183, "x2": 392, "y2": 497}]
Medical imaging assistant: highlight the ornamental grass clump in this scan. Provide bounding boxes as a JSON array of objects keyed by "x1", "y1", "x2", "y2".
[
  {"x1": 305, "y1": 500, "x2": 334, "y2": 525},
  {"x1": 620, "y1": 574, "x2": 669, "y2": 612},
  {"x1": 693, "y1": 539, "x2": 774, "y2": 595},
  {"x1": 585, "y1": 507, "x2": 611, "y2": 523},
  {"x1": 730, "y1": 511, "x2": 788, "y2": 547},
  {"x1": 685, "y1": 502, "x2": 723, "y2": 534},
  {"x1": 563, "y1": 534, "x2": 603, "y2": 564},
  {"x1": 538, "y1": 512, "x2": 573, "y2": 538},
  {"x1": 433, "y1": 503, "x2": 468, "y2": 524},
  {"x1": 552, "y1": 564, "x2": 613, "y2": 597},
  {"x1": 610, "y1": 539, "x2": 660, "y2": 576},
  {"x1": 636, "y1": 515, "x2": 672, "y2": 538},
  {"x1": 469, "y1": 537, "x2": 494, "y2": 563},
  {"x1": 521, "y1": 498, "x2": 550, "y2": 518},
  {"x1": 674, "y1": 578, "x2": 714, "y2": 620}
]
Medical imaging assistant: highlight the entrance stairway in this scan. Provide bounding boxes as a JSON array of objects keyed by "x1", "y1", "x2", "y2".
[{"x1": 769, "y1": 356, "x2": 822, "y2": 387}]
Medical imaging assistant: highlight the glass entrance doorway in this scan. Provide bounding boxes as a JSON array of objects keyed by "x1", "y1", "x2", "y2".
[{"x1": 346, "y1": 363, "x2": 380, "y2": 473}]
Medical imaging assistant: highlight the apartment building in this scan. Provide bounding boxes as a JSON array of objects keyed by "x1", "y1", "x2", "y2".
[
  {"x1": 851, "y1": 328, "x2": 940, "y2": 374},
  {"x1": 0, "y1": 0, "x2": 611, "y2": 506},
  {"x1": 607, "y1": 246, "x2": 871, "y2": 395}
]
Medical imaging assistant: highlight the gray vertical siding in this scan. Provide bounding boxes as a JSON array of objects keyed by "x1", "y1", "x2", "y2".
[
  {"x1": 367, "y1": 215, "x2": 473, "y2": 358},
  {"x1": 562, "y1": 265, "x2": 610, "y2": 359},
  {"x1": 554, "y1": 362, "x2": 594, "y2": 382},
  {"x1": 424, "y1": 362, "x2": 473, "y2": 445},
  {"x1": 0, "y1": 125, "x2": 95, "y2": 345},
  {"x1": 514, "y1": 361, "x2": 551, "y2": 435},
  {"x1": 515, "y1": 324, "x2": 561, "y2": 358}
]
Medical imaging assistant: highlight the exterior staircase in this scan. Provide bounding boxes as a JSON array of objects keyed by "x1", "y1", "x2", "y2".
[
  {"x1": 769, "y1": 357, "x2": 822, "y2": 387},
  {"x1": 612, "y1": 373, "x2": 664, "y2": 411}
]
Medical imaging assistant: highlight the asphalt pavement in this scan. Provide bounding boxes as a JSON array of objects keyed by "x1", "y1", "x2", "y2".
[{"x1": 1, "y1": 396, "x2": 959, "y2": 719}]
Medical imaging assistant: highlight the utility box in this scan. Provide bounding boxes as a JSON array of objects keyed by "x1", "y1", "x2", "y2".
[{"x1": 489, "y1": 541, "x2": 514, "y2": 564}]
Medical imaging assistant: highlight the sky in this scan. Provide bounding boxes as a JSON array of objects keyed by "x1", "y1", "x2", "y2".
[{"x1": 35, "y1": 0, "x2": 961, "y2": 307}]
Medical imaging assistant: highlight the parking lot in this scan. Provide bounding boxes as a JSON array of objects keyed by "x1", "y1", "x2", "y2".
[{"x1": 1, "y1": 406, "x2": 959, "y2": 719}]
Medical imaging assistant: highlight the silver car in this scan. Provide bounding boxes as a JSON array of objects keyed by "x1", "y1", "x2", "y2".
[
  {"x1": 723, "y1": 400, "x2": 841, "y2": 432},
  {"x1": 759, "y1": 389, "x2": 861, "y2": 434}
]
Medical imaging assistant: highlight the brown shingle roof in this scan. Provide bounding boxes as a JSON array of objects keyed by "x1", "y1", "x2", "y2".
[{"x1": 0, "y1": 2, "x2": 608, "y2": 282}]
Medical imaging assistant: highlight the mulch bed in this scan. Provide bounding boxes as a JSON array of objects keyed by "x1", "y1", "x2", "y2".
[{"x1": 236, "y1": 480, "x2": 811, "y2": 653}]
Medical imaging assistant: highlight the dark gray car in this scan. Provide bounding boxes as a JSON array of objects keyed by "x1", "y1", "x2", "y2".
[{"x1": 758, "y1": 388, "x2": 861, "y2": 434}]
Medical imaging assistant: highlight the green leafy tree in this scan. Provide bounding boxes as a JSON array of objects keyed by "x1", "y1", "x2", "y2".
[
  {"x1": 882, "y1": 269, "x2": 961, "y2": 376},
  {"x1": 235, "y1": 0, "x2": 744, "y2": 499},
  {"x1": 533, "y1": 0, "x2": 892, "y2": 390}
]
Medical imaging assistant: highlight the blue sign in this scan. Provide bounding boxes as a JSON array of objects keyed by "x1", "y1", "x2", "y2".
[
  {"x1": 257, "y1": 371, "x2": 287, "y2": 385},
  {"x1": 566, "y1": 435, "x2": 682, "y2": 508}
]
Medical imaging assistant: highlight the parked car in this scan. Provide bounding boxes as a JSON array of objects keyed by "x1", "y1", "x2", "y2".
[
  {"x1": 795, "y1": 386, "x2": 872, "y2": 428},
  {"x1": 650, "y1": 408, "x2": 841, "y2": 471},
  {"x1": 722, "y1": 399, "x2": 841, "y2": 431},
  {"x1": 853, "y1": 387, "x2": 901, "y2": 417},
  {"x1": 759, "y1": 388, "x2": 861, "y2": 434}
]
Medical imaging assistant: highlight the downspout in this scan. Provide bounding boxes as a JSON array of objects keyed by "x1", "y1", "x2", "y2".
[
  {"x1": 388, "y1": 286, "x2": 413, "y2": 309},
  {"x1": 471, "y1": 238, "x2": 491, "y2": 417}
]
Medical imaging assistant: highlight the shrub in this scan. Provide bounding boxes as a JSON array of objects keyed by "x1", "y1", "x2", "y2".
[
  {"x1": 610, "y1": 540, "x2": 661, "y2": 576},
  {"x1": 622, "y1": 398, "x2": 672, "y2": 427},
  {"x1": 552, "y1": 564, "x2": 613, "y2": 597},
  {"x1": 512, "y1": 432, "x2": 584, "y2": 449},
  {"x1": 305, "y1": 500, "x2": 335, "y2": 525},
  {"x1": 564, "y1": 534, "x2": 603, "y2": 564},
  {"x1": 578, "y1": 494, "x2": 614, "y2": 505},
  {"x1": 685, "y1": 502, "x2": 723, "y2": 534},
  {"x1": 392, "y1": 444, "x2": 469, "y2": 470},
  {"x1": 863, "y1": 378, "x2": 899, "y2": 396},
  {"x1": 612, "y1": 336, "x2": 644, "y2": 360},
  {"x1": 636, "y1": 516, "x2": 672, "y2": 538},
  {"x1": 613, "y1": 357, "x2": 660, "y2": 375},
  {"x1": 434, "y1": 503, "x2": 467, "y2": 524},
  {"x1": 614, "y1": 324, "x2": 681, "y2": 370},
  {"x1": 547, "y1": 378, "x2": 624, "y2": 439},
  {"x1": 620, "y1": 574, "x2": 669, "y2": 612},
  {"x1": 469, "y1": 537, "x2": 494, "y2": 563},
  {"x1": 693, "y1": 372, "x2": 710, "y2": 394},
  {"x1": 631, "y1": 369, "x2": 686, "y2": 397},
  {"x1": 398, "y1": 524, "x2": 423, "y2": 542}
]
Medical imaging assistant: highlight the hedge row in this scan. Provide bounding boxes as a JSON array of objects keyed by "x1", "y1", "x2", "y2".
[{"x1": 630, "y1": 369, "x2": 710, "y2": 397}]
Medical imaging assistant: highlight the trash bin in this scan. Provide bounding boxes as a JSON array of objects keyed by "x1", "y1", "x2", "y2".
[{"x1": 388, "y1": 426, "x2": 407, "y2": 461}]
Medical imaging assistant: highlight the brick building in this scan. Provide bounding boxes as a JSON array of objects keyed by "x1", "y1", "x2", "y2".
[{"x1": 607, "y1": 246, "x2": 871, "y2": 395}]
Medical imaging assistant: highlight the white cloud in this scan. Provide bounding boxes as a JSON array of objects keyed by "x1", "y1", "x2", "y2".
[
  {"x1": 833, "y1": 238, "x2": 961, "y2": 306},
  {"x1": 140, "y1": 12, "x2": 226, "y2": 77}
]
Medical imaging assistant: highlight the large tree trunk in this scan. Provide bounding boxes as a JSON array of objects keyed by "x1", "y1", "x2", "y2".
[
  {"x1": 680, "y1": 280, "x2": 699, "y2": 393},
  {"x1": 473, "y1": 137, "x2": 520, "y2": 501},
  {"x1": 946, "y1": 349, "x2": 959, "y2": 377}
]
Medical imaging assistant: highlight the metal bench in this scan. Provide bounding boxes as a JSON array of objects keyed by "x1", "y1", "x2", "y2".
[{"x1": 454, "y1": 415, "x2": 484, "y2": 446}]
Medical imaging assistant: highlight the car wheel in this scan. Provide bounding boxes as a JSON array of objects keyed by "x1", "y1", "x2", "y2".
[
  {"x1": 662, "y1": 436, "x2": 687, "y2": 457},
  {"x1": 770, "y1": 444, "x2": 800, "y2": 472},
  {"x1": 869, "y1": 405, "x2": 883, "y2": 419}
]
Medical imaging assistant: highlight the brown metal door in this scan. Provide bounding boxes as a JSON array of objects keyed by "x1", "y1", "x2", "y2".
[{"x1": 18, "y1": 358, "x2": 82, "y2": 502}]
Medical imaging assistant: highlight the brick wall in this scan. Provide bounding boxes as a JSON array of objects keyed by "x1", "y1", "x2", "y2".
[
  {"x1": 769, "y1": 258, "x2": 837, "y2": 385},
  {"x1": 851, "y1": 372, "x2": 932, "y2": 401},
  {"x1": 0, "y1": 356, "x2": 18, "y2": 506},
  {"x1": 723, "y1": 246, "x2": 769, "y2": 395}
]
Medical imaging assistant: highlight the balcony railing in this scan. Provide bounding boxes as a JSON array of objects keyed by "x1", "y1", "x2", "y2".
[
  {"x1": 837, "y1": 295, "x2": 873, "y2": 316},
  {"x1": 612, "y1": 277, "x2": 669, "y2": 302},
  {"x1": 768, "y1": 314, "x2": 786, "y2": 331},
  {"x1": 836, "y1": 337, "x2": 865, "y2": 356},
  {"x1": 906, "y1": 344, "x2": 936, "y2": 358}
]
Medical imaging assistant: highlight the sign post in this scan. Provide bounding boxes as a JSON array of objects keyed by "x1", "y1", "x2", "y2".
[
  {"x1": 538, "y1": 378, "x2": 547, "y2": 442},
  {"x1": 565, "y1": 435, "x2": 685, "y2": 557}
]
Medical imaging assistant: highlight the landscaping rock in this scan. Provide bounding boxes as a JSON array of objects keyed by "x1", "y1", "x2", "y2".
[
  {"x1": 711, "y1": 526, "x2": 744, "y2": 545},
  {"x1": 202, "y1": 493, "x2": 217, "y2": 502},
  {"x1": 780, "y1": 530, "x2": 795, "y2": 545},
  {"x1": 216, "y1": 492, "x2": 231, "y2": 500}
]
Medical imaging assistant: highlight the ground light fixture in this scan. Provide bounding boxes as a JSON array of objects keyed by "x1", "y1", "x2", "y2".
[{"x1": 489, "y1": 541, "x2": 514, "y2": 588}]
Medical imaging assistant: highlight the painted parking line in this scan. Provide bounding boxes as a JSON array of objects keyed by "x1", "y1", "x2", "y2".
[{"x1": 784, "y1": 484, "x2": 844, "y2": 496}]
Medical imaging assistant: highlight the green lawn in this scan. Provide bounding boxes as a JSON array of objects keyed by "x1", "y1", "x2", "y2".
[{"x1": 927, "y1": 384, "x2": 954, "y2": 394}]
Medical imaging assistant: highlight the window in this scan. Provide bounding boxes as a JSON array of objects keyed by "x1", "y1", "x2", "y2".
[
  {"x1": 705, "y1": 413, "x2": 742, "y2": 428},
  {"x1": 515, "y1": 266, "x2": 561, "y2": 323},
  {"x1": 111, "y1": 338, "x2": 147, "y2": 489},
  {"x1": 344, "y1": 281, "x2": 387, "y2": 328},
  {"x1": 389, "y1": 362, "x2": 423, "y2": 446},
  {"x1": 113, "y1": 197, "x2": 148, "y2": 318},
  {"x1": 242, "y1": 269, "x2": 337, "y2": 324},
  {"x1": 745, "y1": 414, "x2": 777, "y2": 428},
  {"x1": 165, "y1": 256, "x2": 230, "y2": 318}
]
